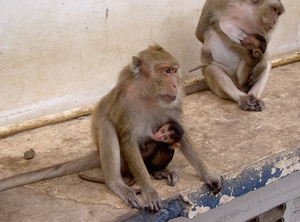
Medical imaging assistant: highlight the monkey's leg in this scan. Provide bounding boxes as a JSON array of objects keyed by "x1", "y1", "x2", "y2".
[
  {"x1": 203, "y1": 65, "x2": 264, "y2": 111},
  {"x1": 121, "y1": 143, "x2": 162, "y2": 212},
  {"x1": 180, "y1": 132, "x2": 224, "y2": 195},
  {"x1": 203, "y1": 65, "x2": 245, "y2": 101},
  {"x1": 151, "y1": 168, "x2": 178, "y2": 186},
  {"x1": 98, "y1": 118, "x2": 144, "y2": 210}
]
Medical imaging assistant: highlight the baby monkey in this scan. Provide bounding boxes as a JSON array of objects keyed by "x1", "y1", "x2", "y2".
[
  {"x1": 242, "y1": 34, "x2": 266, "y2": 59},
  {"x1": 143, "y1": 120, "x2": 184, "y2": 172},
  {"x1": 78, "y1": 121, "x2": 184, "y2": 190}
]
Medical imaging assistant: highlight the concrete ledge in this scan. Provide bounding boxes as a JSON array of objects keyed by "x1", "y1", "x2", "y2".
[
  {"x1": 122, "y1": 145, "x2": 300, "y2": 221},
  {"x1": 0, "y1": 62, "x2": 299, "y2": 222},
  {"x1": 181, "y1": 145, "x2": 300, "y2": 218}
]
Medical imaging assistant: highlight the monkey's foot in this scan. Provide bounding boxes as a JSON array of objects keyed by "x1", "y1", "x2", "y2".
[
  {"x1": 151, "y1": 169, "x2": 178, "y2": 186},
  {"x1": 238, "y1": 94, "x2": 265, "y2": 111}
]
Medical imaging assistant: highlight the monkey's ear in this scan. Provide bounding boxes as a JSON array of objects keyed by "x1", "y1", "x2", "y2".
[
  {"x1": 169, "y1": 143, "x2": 181, "y2": 150},
  {"x1": 131, "y1": 56, "x2": 143, "y2": 74},
  {"x1": 252, "y1": 49, "x2": 262, "y2": 58}
]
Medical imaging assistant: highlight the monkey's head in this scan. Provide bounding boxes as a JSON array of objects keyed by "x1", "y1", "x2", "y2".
[
  {"x1": 153, "y1": 121, "x2": 184, "y2": 144},
  {"x1": 131, "y1": 45, "x2": 181, "y2": 105},
  {"x1": 242, "y1": 34, "x2": 267, "y2": 58},
  {"x1": 253, "y1": 0, "x2": 284, "y2": 33}
]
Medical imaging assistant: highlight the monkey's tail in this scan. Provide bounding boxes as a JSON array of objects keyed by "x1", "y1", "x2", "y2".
[
  {"x1": 78, "y1": 173, "x2": 137, "y2": 187},
  {"x1": 78, "y1": 173, "x2": 106, "y2": 184},
  {"x1": 184, "y1": 79, "x2": 210, "y2": 95},
  {"x1": 0, "y1": 151, "x2": 100, "y2": 192},
  {"x1": 188, "y1": 64, "x2": 208, "y2": 73}
]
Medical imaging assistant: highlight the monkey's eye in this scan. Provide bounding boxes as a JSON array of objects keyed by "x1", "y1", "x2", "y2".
[
  {"x1": 272, "y1": 7, "x2": 279, "y2": 14},
  {"x1": 165, "y1": 68, "x2": 172, "y2": 74},
  {"x1": 161, "y1": 129, "x2": 165, "y2": 133},
  {"x1": 252, "y1": 0, "x2": 259, "y2": 3},
  {"x1": 163, "y1": 135, "x2": 168, "y2": 141}
]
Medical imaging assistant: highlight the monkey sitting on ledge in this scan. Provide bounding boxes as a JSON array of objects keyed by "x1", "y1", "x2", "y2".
[
  {"x1": 186, "y1": 0, "x2": 284, "y2": 111},
  {"x1": 0, "y1": 45, "x2": 223, "y2": 212},
  {"x1": 79, "y1": 121, "x2": 184, "y2": 190}
]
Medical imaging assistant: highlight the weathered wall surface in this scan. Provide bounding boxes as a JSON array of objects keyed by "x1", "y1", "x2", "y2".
[{"x1": 0, "y1": 0, "x2": 299, "y2": 126}]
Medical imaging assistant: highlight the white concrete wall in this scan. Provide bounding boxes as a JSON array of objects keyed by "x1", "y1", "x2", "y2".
[{"x1": 0, "y1": 0, "x2": 299, "y2": 127}]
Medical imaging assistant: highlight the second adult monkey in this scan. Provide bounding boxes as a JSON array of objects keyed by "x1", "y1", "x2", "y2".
[
  {"x1": 0, "y1": 45, "x2": 223, "y2": 212},
  {"x1": 187, "y1": 0, "x2": 284, "y2": 111}
]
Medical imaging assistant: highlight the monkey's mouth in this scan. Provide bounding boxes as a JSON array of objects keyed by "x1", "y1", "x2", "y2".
[
  {"x1": 162, "y1": 94, "x2": 177, "y2": 102},
  {"x1": 263, "y1": 22, "x2": 274, "y2": 31}
]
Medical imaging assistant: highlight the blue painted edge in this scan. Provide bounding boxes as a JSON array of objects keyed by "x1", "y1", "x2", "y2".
[
  {"x1": 121, "y1": 145, "x2": 300, "y2": 222},
  {"x1": 121, "y1": 196, "x2": 188, "y2": 222}
]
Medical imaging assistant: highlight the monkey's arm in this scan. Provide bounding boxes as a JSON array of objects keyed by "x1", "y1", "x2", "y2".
[
  {"x1": 140, "y1": 142, "x2": 158, "y2": 159},
  {"x1": 195, "y1": 0, "x2": 215, "y2": 42},
  {"x1": 179, "y1": 131, "x2": 223, "y2": 194},
  {"x1": 98, "y1": 118, "x2": 145, "y2": 210},
  {"x1": 121, "y1": 138, "x2": 162, "y2": 211},
  {"x1": 213, "y1": 22, "x2": 251, "y2": 61}
]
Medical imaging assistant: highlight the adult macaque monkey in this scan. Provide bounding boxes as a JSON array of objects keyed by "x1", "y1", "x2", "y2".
[
  {"x1": 187, "y1": 0, "x2": 284, "y2": 111},
  {"x1": 0, "y1": 45, "x2": 223, "y2": 212}
]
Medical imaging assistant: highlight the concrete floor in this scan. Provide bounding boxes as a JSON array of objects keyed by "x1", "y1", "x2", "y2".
[{"x1": 0, "y1": 62, "x2": 300, "y2": 222}]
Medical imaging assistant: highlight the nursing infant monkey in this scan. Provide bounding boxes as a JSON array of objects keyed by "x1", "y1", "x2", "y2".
[
  {"x1": 79, "y1": 121, "x2": 183, "y2": 192},
  {"x1": 0, "y1": 45, "x2": 223, "y2": 212},
  {"x1": 186, "y1": 0, "x2": 284, "y2": 111}
]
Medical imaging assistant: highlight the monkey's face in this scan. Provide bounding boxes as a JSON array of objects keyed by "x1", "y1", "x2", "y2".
[
  {"x1": 135, "y1": 45, "x2": 181, "y2": 107},
  {"x1": 153, "y1": 63, "x2": 179, "y2": 104},
  {"x1": 257, "y1": 0, "x2": 284, "y2": 32},
  {"x1": 152, "y1": 124, "x2": 175, "y2": 144}
]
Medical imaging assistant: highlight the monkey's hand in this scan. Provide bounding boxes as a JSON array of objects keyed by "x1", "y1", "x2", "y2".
[
  {"x1": 247, "y1": 71, "x2": 259, "y2": 88},
  {"x1": 203, "y1": 174, "x2": 224, "y2": 195},
  {"x1": 142, "y1": 189, "x2": 162, "y2": 212},
  {"x1": 151, "y1": 169, "x2": 178, "y2": 186},
  {"x1": 238, "y1": 94, "x2": 265, "y2": 111}
]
